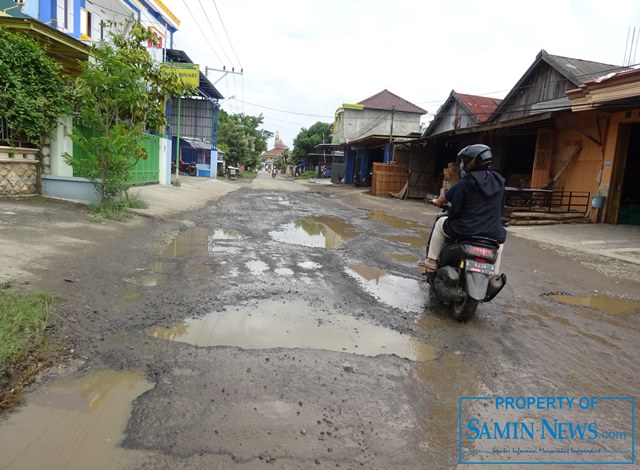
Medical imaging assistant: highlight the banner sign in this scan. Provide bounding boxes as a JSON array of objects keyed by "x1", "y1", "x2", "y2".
[{"x1": 162, "y1": 63, "x2": 200, "y2": 87}]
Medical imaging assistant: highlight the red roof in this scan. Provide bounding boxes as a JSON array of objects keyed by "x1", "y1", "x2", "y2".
[
  {"x1": 264, "y1": 147, "x2": 286, "y2": 156},
  {"x1": 358, "y1": 89, "x2": 426, "y2": 114},
  {"x1": 454, "y1": 92, "x2": 502, "y2": 123}
]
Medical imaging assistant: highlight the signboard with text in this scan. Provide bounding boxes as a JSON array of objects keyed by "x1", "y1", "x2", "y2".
[{"x1": 161, "y1": 62, "x2": 200, "y2": 87}]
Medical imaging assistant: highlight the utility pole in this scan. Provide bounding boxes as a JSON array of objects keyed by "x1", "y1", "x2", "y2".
[
  {"x1": 388, "y1": 107, "x2": 395, "y2": 162},
  {"x1": 204, "y1": 66, "x2": 243, "y2": 86}
]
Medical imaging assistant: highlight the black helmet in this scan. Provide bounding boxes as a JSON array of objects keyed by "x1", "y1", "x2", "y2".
[{"x1": 458, "y1": 144, "x2": 492, "y2": 172}]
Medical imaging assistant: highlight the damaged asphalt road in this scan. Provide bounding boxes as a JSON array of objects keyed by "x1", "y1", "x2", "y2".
[{"x1": 0, "y1": 173, "x2": 639, "y2": 469}]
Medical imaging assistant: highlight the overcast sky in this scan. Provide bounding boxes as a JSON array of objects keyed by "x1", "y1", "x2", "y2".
[{"x1": 162, "y1": 0, "x2": 640, "y2": 148}]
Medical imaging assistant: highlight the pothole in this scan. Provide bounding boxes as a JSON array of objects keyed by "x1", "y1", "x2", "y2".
[
  {"x1": 163, "y1": 227, "x2": 243, "y2": 257},
  {"x1": 369, "y1": 211, "x2": 429, "y2": 230},
  {"x1": 269, "y1": 216, "x2": 358, "y2": 249},
  {"x1": 347, "y1": 264, "x2": 426, "y2": 313},
  {"x1": 297, "y1": 261, "x2": 322, "y2": 270},
  {"x1": 148, "y1": 299, "x2": 435, "y2": 361},
  {"x1": 384, "y1": 253, "x2": 418, "y2": 263},
  {"x1": 378, "y1": 233, "x2": 428, "y2": 248},
  {"x1": 549, "y1": 293, "x2": 640, "y2": 316},
  {"x1": 0, "y1": 369, "x2": 153, "y2": 469}
]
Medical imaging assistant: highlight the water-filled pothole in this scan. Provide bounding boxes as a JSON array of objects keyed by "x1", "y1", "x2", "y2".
[
  {"x1": 149, "y1": 299, "x2": 435, "y2": 361},
  {"x1": 263, "y1": 196, "x2": 290, "y2": 205},
  {"x1": 379, "y1": 233, "x2": 428, "y2": 248},
  {"x1": 298, "y1": 261, "x2": 322, "y2": 270},
  {"x1": 269, "y1": 216, "x2": 358, "y2": 249},
  {"x1": 369, "y1": 211, "x2": 429, "y2": 230},
  {"x1": 384, "y1": 253, "x2": 419, "y2": 263},
  {"x1": 347, "y1": 264, "x2": 426, "y2": 313},
  {"x1": 163, "y1": 227, "x2": 243, "y2": 257},
  {"x1": 0, "y1": 369, "x2": 152, "y2": 469},
  {"x1": 549, "y1": 294, "x2": 640, "y2": 316},
  {"x1": 128, "y1": 262, "x2": 172, "y2": 287}
]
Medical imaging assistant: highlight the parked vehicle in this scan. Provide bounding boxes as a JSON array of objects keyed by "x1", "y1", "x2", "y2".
[
  {"x1": 353, "y1": 170, "x2": 372, "y2": 187},
  {"x1": 172, "y1": 160, "x2": 197, "y2": 176},
  {"x1": 423, "y1": 199, "x2": 506, "y2": 321}
]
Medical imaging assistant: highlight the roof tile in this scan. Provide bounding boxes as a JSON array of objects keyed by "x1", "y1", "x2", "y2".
[{"x1": 358, "y1": 89, "x2": 426, "y2": 114}]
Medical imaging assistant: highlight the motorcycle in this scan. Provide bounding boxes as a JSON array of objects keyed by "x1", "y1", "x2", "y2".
[
  {"x1": 423, "y1": 197, "x2": 506, "y2": 321},
  {"x1": 171, "y1": 160, "x2": 197, "y2": 177},
  {"x1": 353, "y1": 170, "x2": 372, "y2": 187},
  {"x1": 272, "y1": 170, "x2": 277, "y2": 178}
]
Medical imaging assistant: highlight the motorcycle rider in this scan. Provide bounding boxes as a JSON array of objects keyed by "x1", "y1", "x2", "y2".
[{"x1": 422, "y1": 144, "x2": 506, "y2": 272}]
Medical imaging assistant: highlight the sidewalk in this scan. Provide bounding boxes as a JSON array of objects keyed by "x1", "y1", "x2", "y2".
[
  {"x1": 507, "y1": 223, "x2": 640, "y2": 266},
  {"x1": 128, "y1": 176, "x2": 239, "y2": 218}
]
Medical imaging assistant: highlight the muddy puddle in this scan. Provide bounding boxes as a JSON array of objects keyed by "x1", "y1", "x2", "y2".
[
  {"x1": 379, "y1": 233, "x2": 428, "y2": 248},
  {"x1": 384, "y1": 253, "x2": 419, "y2": 263},
  {"x1": 268, "y1": 216, "x2": 358, "y2": 249},
  {"x1": 297, "y1": 260, "x2": 322, "y2": 270},
  {"x1": 369, "y1": 211, "x2": 429, "y2": 230},
  {"x1": 263, "y1": 195, "x2": 290, "y2": 205},
  {"x1": 163, "y1": 227, "x2": 242, "y2": 257},
  {"x1": 550, "y1": 293, "x2": 640, "y2": 316},
  {"x1": 0, "y1": 369, "x2": 152, "y2": 470},
  {"x1": 122, "y1": 288, "x2": 141, "y2": 301},
  {"x1": 347, "y1": 264, "x2": 426, "y2": 313},
  {"x1": 149, "y1": 299, "x2": 435, "y2": 361}
]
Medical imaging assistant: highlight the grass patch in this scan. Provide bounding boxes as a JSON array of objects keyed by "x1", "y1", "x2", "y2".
[
  {"x1": 237, "y1": 170, "x2": 257, "y2": 179},
  {"x1": 295, "y1": 170, "x2": 318, "y2": 180},
  {"x1": 87, "y1": 195, "x2": 148, "y2": 221},
  {"x1": 1, "y1": 289, "x2": 57, "y2": 411},
  {"x1": 0, "y1": 290, "x2": 53, "y2": 366}
]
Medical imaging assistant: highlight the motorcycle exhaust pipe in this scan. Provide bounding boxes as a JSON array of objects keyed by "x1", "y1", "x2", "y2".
[{"x1": 483, "y1": 273, "x2": 506, "y2": 302}]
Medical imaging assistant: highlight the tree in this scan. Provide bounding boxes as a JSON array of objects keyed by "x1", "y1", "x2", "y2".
[
  {"x1": 0, "y1": 30, "x2": 72, "y2": 147},
  {"x1": 64, "y1": 21, "x2": 194, "y2": 204},
  {"x1": 218, "y1": 109, "x2": 272, "y2": 168},
  {"x1": 291, "y1": 122, "x2": 332, "y2": 164}
]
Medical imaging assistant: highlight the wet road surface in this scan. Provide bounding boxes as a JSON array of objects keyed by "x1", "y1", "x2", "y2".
[{"x1": 1, "y1": 172, "x2": 638, "y2": 469}]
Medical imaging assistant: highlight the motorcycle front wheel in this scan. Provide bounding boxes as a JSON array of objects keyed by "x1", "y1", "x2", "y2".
[
  {"x1": 188, "y1": 167, "x2": 197, "y2": 176},
  {"x1": 452, "y1": 295, "x2": 479, "y2": 322}
]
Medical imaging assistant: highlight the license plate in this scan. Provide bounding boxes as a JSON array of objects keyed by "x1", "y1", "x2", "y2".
[{"x1": 466, "y1": 260, "x2": 495, "y2": 275}]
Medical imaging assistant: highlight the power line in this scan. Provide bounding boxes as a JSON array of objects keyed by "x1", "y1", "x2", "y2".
[
  {"x1": 196, "y1": 0, "x2": 234, "y2": 67},
  {"x1": 211, "y1": 0, "x2": 242, "y2": 69},
  {"x1": 180, "y1": 0, "x2": 223, "y2": 66},
  {"x1": 238, "y1": 99, "x2": 333, "y2": 118}
]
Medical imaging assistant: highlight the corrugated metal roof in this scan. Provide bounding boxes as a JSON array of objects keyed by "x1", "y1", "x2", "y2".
[
  {"x1": 358, "y1": 89, "x2": 426, "y2": 114},
  {"x1": 544, "y1": 51, "x2": 623, "y2": 86},
  {"x1": 180, "y1": 136, "x2": 210, "y2": 149},
  {"x1": 489, "y1": 49, "x2": 626, "y2": 122},
  {"x1": 454, "y1": 92, "x2": 502, "y2": 123}
]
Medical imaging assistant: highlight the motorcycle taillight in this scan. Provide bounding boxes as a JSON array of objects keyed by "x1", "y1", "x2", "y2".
[{"x1": 466, "y1": 245, "x2": 494, "y2": 257}]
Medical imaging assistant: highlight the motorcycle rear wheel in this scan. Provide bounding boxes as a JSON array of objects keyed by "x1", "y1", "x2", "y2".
[
  {"x1": 187, "y1": 167, "x2": 197, "y2": 176},
  {"x1": 452, "y1": 296, "x2": 479, "y2": 322}
]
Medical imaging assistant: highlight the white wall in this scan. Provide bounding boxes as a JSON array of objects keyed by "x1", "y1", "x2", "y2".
[
  {"x1": 159, "y1": 136, "x2": 171, "y2": 185},
  {"x1": 333, "y1": 108, "x2": 422, "y2": 144},
  {"x1": 50, "y1": 117, "x2": 74, "y2": 177}
]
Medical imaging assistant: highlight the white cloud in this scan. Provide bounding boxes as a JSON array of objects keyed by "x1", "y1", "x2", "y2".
[{"x1": 162, "y1": 0, "x2": 640, "y2": 148}]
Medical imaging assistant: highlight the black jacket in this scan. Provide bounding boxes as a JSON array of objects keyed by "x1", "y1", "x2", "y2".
[{"x1": 443, "y1": 169, "x2": 507, "y2": 244}]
